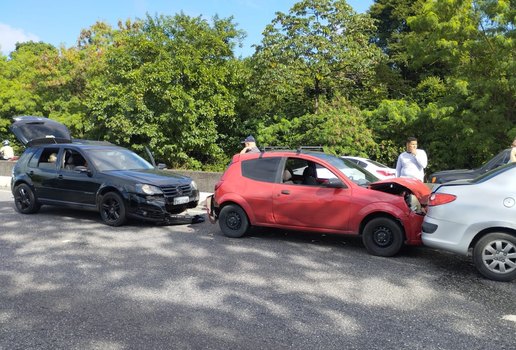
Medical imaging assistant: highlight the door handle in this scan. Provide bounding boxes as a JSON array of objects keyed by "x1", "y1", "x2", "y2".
[
  {"x1": 281, "y1": 190, "x2": 290, "y2": 195},
  {"x1": 58, "y1": 174, "x2": 64, "y2": 179}
]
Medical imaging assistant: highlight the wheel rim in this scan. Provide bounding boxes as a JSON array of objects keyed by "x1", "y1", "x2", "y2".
[
  {"x1": 102, "y1": 198, "x2": 121, "y2": 223},
  {"x1": 481, "y1": 239, "x2": 516, "y2": 275},
  {"x1": 15, "y1": 187, "x2": 31, "y2": 210},
  {"x1": 225, "y1": 211, "x2": 242, "y2": 231},
  {"x1": 372, "y1": 225, "x2": 393, "y2": 247}
]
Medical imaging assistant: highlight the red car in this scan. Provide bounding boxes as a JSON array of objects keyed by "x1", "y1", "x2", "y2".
[{"x1": 207, "y1": 149, "x2": 430, "y2": 256}]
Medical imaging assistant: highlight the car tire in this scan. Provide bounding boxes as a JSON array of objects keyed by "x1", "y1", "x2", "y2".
[
  {"x1": 219, "y1": 204, "x2": 249, "y2": 238},
  {"x1": 13, "y1": 183, "x2": 41, "y2": 214},
  {"x1": 100, "y1": 192, "x2": 127, "y2": 226},
  {"x1": 362, "y1": 217, "x2": 404, "y2": 257},
  {"x1": 473, "y1": 232, "x2": 516, "y2": 282}
]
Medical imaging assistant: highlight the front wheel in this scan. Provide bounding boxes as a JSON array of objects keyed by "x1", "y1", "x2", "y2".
[
  {"x1": 362, "y1": 217, "x2": 404, "y2": 257},
  {"x1": 219, "y1": 204, "x2": 249, "y2": 238},
  {"x1": 473, "y1": 232, "x2": 516, "y2": 282},
  {"x1": 100, "y1": 192, "x2": 127, "y2": 226},
  {"x1": 13, "y1": 183, "x2": 41, "y2": 214}
]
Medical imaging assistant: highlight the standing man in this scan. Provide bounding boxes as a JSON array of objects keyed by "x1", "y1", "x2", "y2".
[
  {"x1": 396, "y1": 136, "x2": 428, "y2": 182},
  {"x1": 240, "y1": 135, "x2": 260, "y2": 154},
  {"x1": 0, "y1": 140, "x2": 14, "y2": 160}
]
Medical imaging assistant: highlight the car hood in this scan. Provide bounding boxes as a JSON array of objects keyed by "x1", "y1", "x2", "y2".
[
  {"x1": 10, "y1": 116, "x2": 72, "y2": 146},
  {"x1": 369, "y1": 178, "x2": 431, "y2": 205},
  {"x1": 106, "y1": 169, "x2": 192, "y2": 186}
]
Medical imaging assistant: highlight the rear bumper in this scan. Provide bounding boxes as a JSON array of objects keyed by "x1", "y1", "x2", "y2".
[{"x1": 421, "y1": 216, "x2": 469, "y2": 255}]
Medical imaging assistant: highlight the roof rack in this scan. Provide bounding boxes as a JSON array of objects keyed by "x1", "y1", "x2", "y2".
[{"x1": 260, "y1": 146, "x2": 324, "y2": 153}]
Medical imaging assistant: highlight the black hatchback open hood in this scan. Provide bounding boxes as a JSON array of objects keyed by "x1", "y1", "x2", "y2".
[{"x1": 9, "y1": 116, "x2": 72, "y2": 146}]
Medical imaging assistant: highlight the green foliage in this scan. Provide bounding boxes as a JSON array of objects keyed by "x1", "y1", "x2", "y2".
[
  {"x1": 259, "y1": 98, "x2": 377, "y2": 157},
  {"x1": 0, "y1": 0, "x2": 514, "y2": 173},
  {"x1": 82, "y1": 14, "x2": 245, "y2": 169},
  {"x1": 251, "y1": 0, "x2": 384, "y2": 117}
]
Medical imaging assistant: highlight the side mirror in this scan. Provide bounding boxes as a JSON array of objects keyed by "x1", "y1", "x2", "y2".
[
  {"x1": 75, "y1": 166, "x2": 92, "y2": 176},
  {"x1": 325, "y1": 178, "x2": 346, "y2": 188},
  {"x1": 157, "y1": 163, "x2": 167, "y2": 170}
]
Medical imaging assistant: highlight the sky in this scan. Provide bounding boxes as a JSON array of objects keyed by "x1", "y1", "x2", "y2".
[{"x1": 0, "y1": 0, "x2": 374, "y2": 58}]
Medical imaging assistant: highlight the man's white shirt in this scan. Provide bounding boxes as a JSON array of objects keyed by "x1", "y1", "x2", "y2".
[{"x1": 395, "y1": 150, "x2": 428, "y2": 182}]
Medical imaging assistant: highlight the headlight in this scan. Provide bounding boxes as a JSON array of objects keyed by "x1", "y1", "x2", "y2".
[
  {"x1": 191, "y1": 180, "x2": 198, "y2": 191},
  {"x1": 136, "y1": 184, "x2": 163, "y2": 195}
]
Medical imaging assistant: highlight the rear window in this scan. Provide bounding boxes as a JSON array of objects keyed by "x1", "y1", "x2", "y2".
[{"x1": 241, "y1": 157, "x2": 281, "y2": 183}]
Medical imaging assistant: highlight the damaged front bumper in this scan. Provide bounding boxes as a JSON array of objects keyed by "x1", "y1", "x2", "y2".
[
  {"x1": 206, "y1": 194, "x2": 219, "y2": 224},
  {"x1": 127, "y1": 191, "x2": 200, "y2": 223}
]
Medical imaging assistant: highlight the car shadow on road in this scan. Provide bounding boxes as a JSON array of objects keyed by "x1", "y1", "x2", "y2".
[{"x1": 0, "y1": 200, "x2": 207, "y2": 227}]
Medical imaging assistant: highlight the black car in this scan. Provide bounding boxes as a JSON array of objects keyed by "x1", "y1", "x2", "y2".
[
  {"x1": 429, "y1": 148, "x2": 510, "y2": 184},
  {"x1": 9, "y1": 116, "x2": 199, "y2": 226}
]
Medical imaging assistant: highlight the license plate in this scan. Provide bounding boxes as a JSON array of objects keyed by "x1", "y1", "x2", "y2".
[{"x1": 173, "y1": 196, "x2": 190, "y2": 205}]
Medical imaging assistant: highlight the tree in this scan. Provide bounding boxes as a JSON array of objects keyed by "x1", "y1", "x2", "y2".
[
  {"x1": 83, "y1": 14, "x2": 246, "y2": 169},
  {"x1": 404, "y1": 0, "x2": 516, "y2": 170},
  {"x1": 252, "y1": 0, "x2": 384, "y2": 116}
]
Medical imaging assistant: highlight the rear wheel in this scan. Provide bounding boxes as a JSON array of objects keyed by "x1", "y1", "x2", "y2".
[
  {"x1": 473, "y1": 232, "x2": 516, "y2": 282},
  {"x1": 362, "y1": 217, "x2": 404, "y2": 257},
  {"x1": 100, "y1": 192, "x2": 127, "y2": 226},
  {"x1": 219, "y1": 204, "x2": 249, "y2": 238},
  {"x1": 13, "y1": 183, "x2": 41, "y2": 214}
]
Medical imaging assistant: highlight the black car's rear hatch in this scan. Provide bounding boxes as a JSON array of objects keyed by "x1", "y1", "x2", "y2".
[{"x1": 10, "y1": 116, "x2": 72, "y2": 146}]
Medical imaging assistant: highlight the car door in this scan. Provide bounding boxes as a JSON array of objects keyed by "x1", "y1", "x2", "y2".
[
  {"x1": 272, "y1": 157, "x2": 353, "y2": 231},
  {"x1": 239, "y1": 156, "x2": 280, "y2": 224},
  {"x1": 26, "y1": 146, "x2": 61, "y2": 201},
  {"x1": 54, "y1": 148, "x2": 99, "y2": 207}
]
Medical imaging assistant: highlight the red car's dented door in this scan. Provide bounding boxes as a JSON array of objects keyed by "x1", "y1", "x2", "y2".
[{"x1": 272, "y1": 183, "x2": 353, "y2": 232}]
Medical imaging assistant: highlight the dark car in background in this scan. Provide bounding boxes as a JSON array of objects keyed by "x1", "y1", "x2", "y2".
[
  {"x1": 9, "y1": 116, "x2": 199, "y2": 226},
  {"x1": 429, "y1": 148, "x2": 510, "y2": 184}
]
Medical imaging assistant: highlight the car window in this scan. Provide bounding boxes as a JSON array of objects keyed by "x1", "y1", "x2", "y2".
[
  {"x1": 311, "y1": 153, "x2": 378, "y2": 185},
  {"x1": 62, "y1": 148, "x2": 88, "y2": 171},
  {"x1": 84, "y1": 148, "x2": 154, "y2": 171},
  {"x1": 28, "y1": 148, "x2": 43, "y2": 168},
  {"x1": 481, "y1": 149, "x2": 509, "y2": 172},
  {"x1": 356, "y1": 160, "x2": 367, "y2": 168},
  {"x1": 368, "y1": 159, "x2": 390, "y2": 168},
  {"x1": 285, "y1": 157, "x2": 340, "y2": 186},
  {"x1": 241, "y1": 157, "x2": 281, "y2": 183},
  {"x1": 472, "y1": 162, "x2": 516, "y2": 184},
  {"x1": 38, "y1": 147, "x2": 60, "y2": 169}
]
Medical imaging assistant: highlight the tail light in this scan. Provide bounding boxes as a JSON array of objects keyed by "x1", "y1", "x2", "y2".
[
  {"x1": 428, "y1": 193, "x2": 457, "y2": 206},
  {"x1": 376, "y1": 169, "x2": 395, "y2": 177}
]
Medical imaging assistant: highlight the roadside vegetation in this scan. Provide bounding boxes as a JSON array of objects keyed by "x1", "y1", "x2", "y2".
[{"x1": 0, "y1": 0, "x2": 514, "y2": 172}]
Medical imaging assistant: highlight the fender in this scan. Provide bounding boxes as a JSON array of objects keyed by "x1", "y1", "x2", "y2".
[
  {"x1": 350, "y1": 199, "x2": 408, "y2": 230},
  {"x1": 216, "y1": 192, "x2": 257, "y2": 224}
]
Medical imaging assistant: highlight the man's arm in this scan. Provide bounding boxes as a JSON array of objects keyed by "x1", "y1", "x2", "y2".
[{"x1": 415, "y1": 150, "x2": 428, "y2": 169}]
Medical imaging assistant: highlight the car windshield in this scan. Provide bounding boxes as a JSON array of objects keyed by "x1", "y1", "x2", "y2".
[
  {"x1": 311, "y1": 152, "x2": 379, "y2": 185},
  {"x1": 368, "y1": 159, "x2": 391, "y2": 168},
  {"x1": 85, "y1": 148, "x2": 154, "y2": 171}
]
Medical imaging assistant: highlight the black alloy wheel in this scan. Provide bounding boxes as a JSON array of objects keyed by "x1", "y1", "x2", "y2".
[
  {"x1": 100, "y1": 192, "x2": 127, "y2": 226},
  {"x1": 13, "y1": 183, "x2": 41, "y2": 214}
]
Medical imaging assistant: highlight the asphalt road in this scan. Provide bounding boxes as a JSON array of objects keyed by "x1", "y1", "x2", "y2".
[{"x1": 1, "y1": 189, "x2": 515, "y2": 350}]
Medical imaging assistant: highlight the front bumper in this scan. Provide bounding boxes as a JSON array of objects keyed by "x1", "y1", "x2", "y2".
[
  {"x1": 206, "y1": 195, "x2": 219, "y2": 224},
  {"x1": 127, "y1": 191, "x2": 200, "y2": 223}
]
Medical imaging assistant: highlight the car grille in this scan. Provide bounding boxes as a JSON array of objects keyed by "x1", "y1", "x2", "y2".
[{"x1": 160, "y1": 184, "x2": 192, "y2": 197}]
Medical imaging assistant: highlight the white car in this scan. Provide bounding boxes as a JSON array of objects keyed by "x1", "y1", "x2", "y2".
[
  {"x1": 341, "y1": 156, "x2": 395, "y2": 180},
  {"x1": 422, "y1": 163, "x2": 516, "y2": 281}
]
